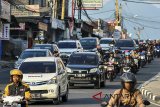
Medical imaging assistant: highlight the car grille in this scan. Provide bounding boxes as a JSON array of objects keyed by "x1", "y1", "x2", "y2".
[
  {"x1": 31, "y1": 90, "x2": 48, "y2": 94},
  {"x1": 25, "y1": 81, "x2": 48, "y2": 86},
  {"x1": 73, "y1": 70, "x2": 88, "y2": 74}
]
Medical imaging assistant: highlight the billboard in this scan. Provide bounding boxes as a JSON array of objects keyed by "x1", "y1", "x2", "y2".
[
  {"x1": 82, "y1": 0, "x2": 103, "y2": 8},
  {"x1": 11, "y1": 5, "x2": 40, "y2": 17}
]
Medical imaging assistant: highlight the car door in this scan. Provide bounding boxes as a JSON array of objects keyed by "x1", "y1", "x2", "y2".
[{"x1": 57, "y1": 60, "x2": 67, "y2": 94}]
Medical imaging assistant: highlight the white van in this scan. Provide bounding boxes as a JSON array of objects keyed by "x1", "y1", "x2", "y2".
[{"x1": 18, "y1": 57, "x2": 69, "y2": 104}]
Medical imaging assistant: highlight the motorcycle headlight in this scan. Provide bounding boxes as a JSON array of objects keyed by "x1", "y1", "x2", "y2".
[
  {"x1": 90, "y1": 68, "x2": 98, "y2": 73},
  {"x1": 107, "y1": 66, "x2": 114, "y2": 71},
  {"x1": 48, "y1": 77, "x2": 57, "y2": 84},
  {"x1": 141, "y1": 56, "x2": 145, "y2": 59},
  {"x1": 157, "y1": 50, "x2": 160, "y2": 52}
]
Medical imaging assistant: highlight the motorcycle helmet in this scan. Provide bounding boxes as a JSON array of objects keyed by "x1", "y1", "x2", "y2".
[
  {"x1": 120, "y1": 72, "x2": 137, "y2": 91},
  {"x1": 10, "y1": 69, "x2": 23, "y2": 81}
]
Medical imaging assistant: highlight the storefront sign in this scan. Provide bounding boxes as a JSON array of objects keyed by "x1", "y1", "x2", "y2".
[
  {"x1": 0, "y1": 24, "x2": 10, "y2": 40},
  {"x1": 0, "y1": 0, "x2": 11, "y2": 22},
  {"x1": 11, "y1": 5, "x2": 40, "y2": 17},
  {"x1": 38, "y1": 22, "x2": 48, "y2": 31},
  {"x1": 52, "y1": 18, "x2": 65, "y2": 30}
]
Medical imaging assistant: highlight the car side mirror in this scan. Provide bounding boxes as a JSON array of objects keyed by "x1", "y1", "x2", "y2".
[
  {"x1": 143, "y1": 100, "x2": 150, "y2": 105},
  {"x1": 58, "y1": 70, "x2": 65, "y2": 75},
  {"x1": 15, "y1": 56, "x2": 19, "y2": 59}
]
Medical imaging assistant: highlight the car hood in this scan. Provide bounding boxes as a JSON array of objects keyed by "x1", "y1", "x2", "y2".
[
  {"x1": 67, "y1": 64, "x2": 98, "y2": 70},
  {"x1": 119, "y1": 47, "x2": 135, "y2": 51},
  {"x1": 59, "y1": 49, "x2": 77, "y2": 53},
  {"x1": 23, "y1": 73, "x2": 57, "y2": 82}
]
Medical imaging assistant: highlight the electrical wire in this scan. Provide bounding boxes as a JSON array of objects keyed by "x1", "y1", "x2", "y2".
[{"x1": 122, "y1": 0, "x2": 160, "y2": 4}]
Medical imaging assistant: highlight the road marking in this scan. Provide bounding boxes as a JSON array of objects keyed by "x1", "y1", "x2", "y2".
[{"x1": 150, "y1": 101, "x2": 160, "y2": 107}]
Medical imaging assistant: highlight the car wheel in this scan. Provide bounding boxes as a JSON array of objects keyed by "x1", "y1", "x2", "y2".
[
  {"x1": 62, "y1": 86, "x2": 69, "y2": 102},
  {"x1": 94, "y1": 77, "x2": 101, "y2": 89},
  {"x1": 53, "y1": 88, "x2": 61, "y2": 105}
]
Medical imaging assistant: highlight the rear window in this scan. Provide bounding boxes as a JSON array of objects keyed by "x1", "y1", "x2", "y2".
[
  {"x1": 100, "y1": 39, "x2": 114, "y2": 44},
  {"x1": 115, "y1": 40, "x2": 134, "y2": 47},
  {"x1": 19, "y1": 62, "x2": 56, "y2": 73},
  {"x1": 80, "y1": 39, "x2": 97, "y2": 46},
  {"x1": 68, "y1": 54, "x2": 98, "y2": 65},
  {"x1": 58, "y1": 42, "x2": 76, "y2": 48},
  {"x1": 19, "y1": 51, "x2": 46, "y2": 59},
  {"x1": 33, "y1": 45, "x2": 53, "y2": 52}
]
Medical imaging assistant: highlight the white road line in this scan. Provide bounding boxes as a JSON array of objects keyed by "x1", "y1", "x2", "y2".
[{"x1": 150, "y1": 101, "x2": 160, "y2": 107}]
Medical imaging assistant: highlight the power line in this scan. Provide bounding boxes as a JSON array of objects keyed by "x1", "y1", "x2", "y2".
[
  {"x1": 122, "y1": 0, "x2": 160, "y2": 4},
  {"x1": 124, "y1": 17, "x2": 160, "y2": 29}
]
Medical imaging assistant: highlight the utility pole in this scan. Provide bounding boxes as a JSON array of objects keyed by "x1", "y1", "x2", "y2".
[
  {"x1": 77, "y1": 0, "x2": 82, "y2": 20},
  {"x1": 115, "y1": 0, "x2": 119, "y2": 26},
  {"x1": 61, "y1": 0, "x2": 65, "y2": 20}
]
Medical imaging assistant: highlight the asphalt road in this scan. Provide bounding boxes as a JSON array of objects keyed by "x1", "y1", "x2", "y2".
[{"x1": 0, "y1": 58, "x2": 160, "y2": 107}]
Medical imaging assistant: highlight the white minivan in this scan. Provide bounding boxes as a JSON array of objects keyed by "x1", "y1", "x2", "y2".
[{"x1": 18, "y1": 57, "x2": 69, "y2": 104}]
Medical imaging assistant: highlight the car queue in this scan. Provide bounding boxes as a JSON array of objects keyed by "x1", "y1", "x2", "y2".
[{"x1": 0, "y1": 37, "x2": 158, "y2": 106}]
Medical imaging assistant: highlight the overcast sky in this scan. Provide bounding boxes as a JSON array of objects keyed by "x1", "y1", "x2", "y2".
[{"x1": 69, "y1": 0, "x2": 160, "y2": 40}]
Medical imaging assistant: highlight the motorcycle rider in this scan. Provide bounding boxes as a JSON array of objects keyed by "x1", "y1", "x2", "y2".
[
  {"x1": 3, "y1": 69, "x2": 31, "y2": 107},
  {"x1": 130, "y1": 49, "x2": 140, "y2": 69},
  {"x1": 107, "y1": 72, "x2": 144, "y2": 107}
]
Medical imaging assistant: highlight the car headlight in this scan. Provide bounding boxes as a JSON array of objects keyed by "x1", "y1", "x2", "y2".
[
  {"x1": 48, "y1": 77, "x2": 57, "y2": 84},
  {"x1": 90, "y1": 68, "x2": 98, "y2": 73},
  {"x1": 66, "y1": 67, "x2": 72, "y2": 73}
]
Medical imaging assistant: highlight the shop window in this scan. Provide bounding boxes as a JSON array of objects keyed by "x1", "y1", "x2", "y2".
[{"x1": 29, "y1": 0, "x2": 46, "y2": 7}]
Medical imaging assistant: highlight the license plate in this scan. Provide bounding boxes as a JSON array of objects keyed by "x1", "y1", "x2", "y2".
[
  {"x1": 32, "y1": 94, "x2": 41, "y2": 98},
  {"x1": 75, "y1": 74, "x2": 85, "y2": 77}
]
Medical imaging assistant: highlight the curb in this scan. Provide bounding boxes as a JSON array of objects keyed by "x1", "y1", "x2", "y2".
[{"x1": 139, "y1": 73, "x2": 160, "y2": 103}]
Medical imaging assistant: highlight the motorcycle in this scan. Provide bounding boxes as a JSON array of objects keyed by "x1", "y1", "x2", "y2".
[
  {"x1": 155, "y1": 46, "x2": 160, "y2": 58},
  {"x1": 106, "y1": 62, "x2": 116, "y2": 82},
  {"x1": 140, "y1": 51, "x2": 146, "y2": 68},
  {"x1": 120, "y1": 63, "x2": 131, "y2": 75},
  {"x1": 147, "y1": 51, "x2": 152, "y2": 63},
  {"x1": 1, "y1": 96, "x2": 25, "y2": 107},
  {"x1": 101, "y1": 100, "x2": 150, "y2": 107}
]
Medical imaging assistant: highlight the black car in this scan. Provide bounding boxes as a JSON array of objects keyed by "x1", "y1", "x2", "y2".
[
  {"x1": 32, "y1": 44, "x2": 60, "y2": 57},
  {"x1": 66, "y1": 52, "x2": 105, "y2": 89},
  {"x1": 115, "y1": 39, "x2": 137, "y2": 51}
]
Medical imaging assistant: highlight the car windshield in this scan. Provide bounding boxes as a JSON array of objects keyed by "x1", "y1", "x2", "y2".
[
  {"x1": 58, "y1": 42, "x2": 76, "y2": 48},
  {"x1": 115, "y1": 40, "x2": 134, "y2": 47},
  {"x1": 68, "y1": 54, "x2": 98, "y2": 65},
  {"x1": 33, "y1": 45, "x2": 53, "y2": 52},
  {"x1": 19, "y1": 51, "x2": 46, "y2": 59},
  {"x1": 80, "y1": 39, "x2": 97, "y2": 46},
  {"x1": 19, "y1": 62, "x2": 56, "y2": 73},
  {"x1": 100, "y1": 39, "x2": 113, "y2": 44}
]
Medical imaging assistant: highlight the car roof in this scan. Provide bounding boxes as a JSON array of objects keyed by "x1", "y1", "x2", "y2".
[
  {"x1": 24, "y1": 49, "x2": 49, "y2": 52},
  {"x1": 23, "y1": 57, "x2": 59, "y2": 62},
  {"x1": 80, "y1": 37, "x2": 98, "y2": 40},
  {"x1": 100, "y1": 38, "x2": 114, "y2": 40},
  {"x1": 58, "y1": 40, "x2": 78, "y2": 43}
]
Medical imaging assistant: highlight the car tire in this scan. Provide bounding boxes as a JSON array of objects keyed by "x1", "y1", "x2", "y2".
[
  {"x1": 101, "y1": 81, "x2": 105, "y2": 87},
  {"x1": 62, "y1": 86, "x2": 69, "y2": 102},
  {"x1": 53, "y1": 88, "x2": 61, "y2": 105},
  {"x1": 94, "y1": 77, "x2": 101, "y2": 89}
]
